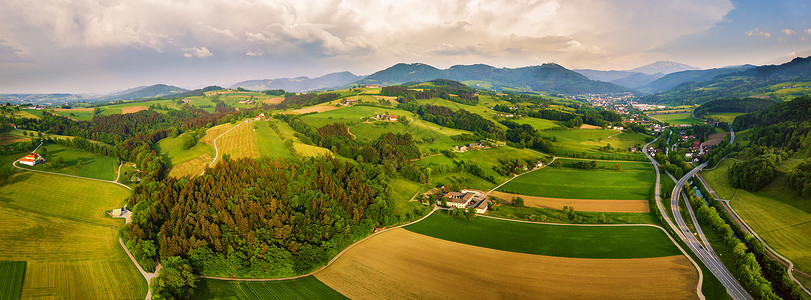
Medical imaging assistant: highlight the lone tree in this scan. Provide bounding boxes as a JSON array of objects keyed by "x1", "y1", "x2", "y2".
[
  {"x1": 512, "y1": 196, "x2": 524, "y2": 207},
  {"x1": 440, "y1": 197, "x2": 447, "y2": 208}
]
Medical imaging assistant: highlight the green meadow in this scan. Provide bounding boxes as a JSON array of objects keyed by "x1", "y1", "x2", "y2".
[
  {"x1": 193, "y1": 276, "x2": 347, "y2": 300},
  {"x1": 19, "y1": 143, "x2": 119, "y2": 181}
]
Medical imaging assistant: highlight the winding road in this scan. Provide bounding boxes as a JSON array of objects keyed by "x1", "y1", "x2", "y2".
[
  {"x1": 201, "y1": 119, "x2": 253, "y2": 175},
  {"x1": 644, "y1": 137, "x2": 751, "y2": 300}
]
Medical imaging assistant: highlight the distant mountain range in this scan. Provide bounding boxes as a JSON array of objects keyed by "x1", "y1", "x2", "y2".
[
  {"x1": 0, "y1": 84, "x2": 189, "y2": 105},
  {"x1": 355, "y1": 62, "x2": 637, "y2": 95},
  {"x1": 641, "y1": 56, "x2": 811, "y2": 105},
  {"x1": 575, "y1": 61, "x2": 699, "y2": 89},
  {"x1": 231, "y1": 72, "x2": 364, "y2": 92}
]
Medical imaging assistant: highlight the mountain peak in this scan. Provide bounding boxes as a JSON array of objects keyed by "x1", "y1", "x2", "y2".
[{"x1": 630, "y1": 61, "x2": 699, "y2": 75}]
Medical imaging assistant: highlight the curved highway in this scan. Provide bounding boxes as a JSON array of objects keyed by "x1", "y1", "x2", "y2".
[{"x1": 644, "y1": 137, "x2": 751, "y2": 300}]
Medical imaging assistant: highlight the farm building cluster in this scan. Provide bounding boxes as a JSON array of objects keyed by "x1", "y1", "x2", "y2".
[
  {"x1": 440, "y1": 189, "x2": 489, "y2": 214},
  {"x1": 452, "y1": 142, "x2": 487, "y2": 153},
  {"x1": 18, "y1": 153, "x2": 45, "y2": 166},
  {"x1": 373, "y1": 114, "x2": 399, "y2": 122}
]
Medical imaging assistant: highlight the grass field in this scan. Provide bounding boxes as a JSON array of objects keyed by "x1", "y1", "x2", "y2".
[
  {"x1": 707, "y1": 112, "x2": 744, "y2": 123},
  {"x1": 513, "y1": 116, "x2": 565, "y2": 130},
  {"x1": 498, "y1": 159, "x2": 655, "y2": 200},
  {"x1": 253, "y1": 121, "x2": 294, "y2": 159},
  {"x1": 431, "y1": 171, "x2": 497, "y2": 191},
  {"x1": 704, "y1": 159, "x2": 811, "y2": 279},
  {"x1": 0, "y1": 261, "x2": 25, "y2": 300},
  {"x1": 157, "y1": 132, "x2": 215, "y2": 168},
  {"x1": 406, "y1": 213, "x2": 680, "y2": 258},
  {"x1": 389, "y1": 178, "x2": 431, "y2": 223},
  {"x1": 12, "y1": 110, "x2": 41, "y2": 119},
  {"x1": 315, "y1": 228, "x2": 697, "y2": 299},
  {"x1": 541, "y1": 128, "x2": 648, "y2": 158},
  {"x1": 0, "y1": 172, "x2": 129, "y2": 227},
  {"x1": 193, "y1": 277, "x2": 347, "y2": 300},
  {"x1": 454, "y1": 146, "x2": 544, "y2": 183},
  {"x1": 19, "y1": 143, "x2": 118, "y2": 181},
  {"x1": 649, "y1": 113, "x2": 702, "y2": 125}
]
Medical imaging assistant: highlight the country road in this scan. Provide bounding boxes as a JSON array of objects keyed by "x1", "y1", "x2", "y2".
[
  {"x1": 644, "y1": 137, "x2": 749, "y2": 300},
  {"x1": 202, "y1": 119, "x2": 252, "y2": 175}
]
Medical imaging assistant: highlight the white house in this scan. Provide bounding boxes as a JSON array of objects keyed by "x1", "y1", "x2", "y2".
[
  {"x1": 442, "y1": 192, "x2": 474, "y2": 209},
  {"x1": 18, "y1": 153, "x2": 44, "y2": 166},
  {"x1": 474, "y1": 201, "x2": 489, "y2": 214}
]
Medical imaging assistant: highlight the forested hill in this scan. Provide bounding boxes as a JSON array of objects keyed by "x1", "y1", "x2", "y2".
[
  {"x1": 641, "y1": 56, "x2": 811, "y2": 105},
  {"x1": 106, "y1": 84, "x2": 189, "y2": 100},
  {"x1": 733, "y1": 96, "x2": 811, "y2": 156},
  {"x1": 356, "y1": 62, "x2": 636, "y2": 95},
  {"x1": 123, "y1": 157, "x2": 395, "y2": 278},
  {"x1": 639, "y1": 65, "x2": 754, "y2": 93},
  {"x1": 693, "y1": 98, "x2": 777, "y2": 118}
]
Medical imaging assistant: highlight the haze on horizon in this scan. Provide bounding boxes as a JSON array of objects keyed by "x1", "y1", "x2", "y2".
[{"x1": 0, "y1": 0, "x2": 809, "y2": 94}]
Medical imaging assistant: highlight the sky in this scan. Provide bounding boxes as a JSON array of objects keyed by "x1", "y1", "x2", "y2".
[{"x1": 0, "y1": 0, "x2": 809, "y2": 93}]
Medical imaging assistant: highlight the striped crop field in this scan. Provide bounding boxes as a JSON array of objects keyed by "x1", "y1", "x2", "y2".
[
  {"x1": 193, "y1": 276, "x2": 347, "y2": 300},
  {"x1": 0, "y1": 261, "x2": 25, "y2": 300}
]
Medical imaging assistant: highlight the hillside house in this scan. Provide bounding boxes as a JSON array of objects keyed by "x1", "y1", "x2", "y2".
[
  {"x1": 453, "y1": 145, "x2": 468, "y2": 152},
  {"x1": 344, "y1": 98, "x2": 359, "y2": 106},
  {"x1": 182, "y1": 98, "x2": 192, "y2": 103},
  {"x1": 474, "y1": 201, "x2": 489, "y2": 214},
  {"x1": 364, "y1": 84, "x2": 380, "y2": 88},
  {"x1": 442, "y1": 192, "x2": 474, "y2": 209},
  {"x1": 238, "y1": 99, "x2": 254, "y2": 104},
  {"x1": 497, "y1": 113, "x2": 515, "y2": 118},
  {"x1": 18, "y1": 153, "x2": 44, "y2": 166},
  {"x1": 387, "y1": 115, "x2": 398, "y2": 122}
]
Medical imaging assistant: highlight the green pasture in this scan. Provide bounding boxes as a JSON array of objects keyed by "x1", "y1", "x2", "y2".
[
  {"x1": 541, "y1": 128, "x2": 648, "y2": 159},
  {"x1": 707, "y1": 112, "x2": 744, "y2": 123},
  {"x1": 13, "y1": 110, "x2": 41, "y2": 119},
  {"x1": 300, "y1": 105, "x2": 413, "y2": 128},
  {"x1": 649, "y1": 113, "x2": 702, "y2": 125},
  {"x1": 0, "y1": 261, "x2": 25, "y2": 300},
  {"x1": 413, "y1": 98, "x2": 506, "y2": 128},
  {"x1": 513, "y1": 117, "x2": 565, "y2": 130},
  {"x1": 432, "y1": 172, "x2": 496, "y2": 191},
  {"x1": 490, "y1": 205, "x2": 656, "y2": 224},
  {"x1": 253, "y1": 121, "x2": 294, "y2": 159},
  {"x1": 390, "y1": 178, "x2": 431, "y2": 223},
  {"x1": 50, "y1": 109, "x2": 95, "y2": 121},
  {"x1": 0, "y1": 172, "x2": 130, "y2": 227},
  {"x1": 157, "y1": 132, "x2": 215, "y2": 167},
  {"x1": 498, "y1": 159, "x2": 655, "y2": 200},
  {"x1": 405, "y1": 213, "x2": 681, "y2": 258},
  {"x1": 350, "y1": 120, "x2": 467, "y2": 154},
  {"x1": 0, "y1": 206, "x2": 146, "y2": 299},
  {"x1": 455, "y1": 146, "x2": 543, "y2": 183},
  {"x1": 19, "y1": 143, "x2": 119, "y2": 181},
  {"x1": 193, "y1": 276, "x2": 347, "y2": 300}
]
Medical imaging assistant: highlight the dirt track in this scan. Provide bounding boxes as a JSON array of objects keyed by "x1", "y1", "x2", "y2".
[
  {"x1": 489, "y1": 191, "x2": 650, "y2": 213},
  {"x1": 316, "y1": 228, "x2": 697, "y2": 299}
]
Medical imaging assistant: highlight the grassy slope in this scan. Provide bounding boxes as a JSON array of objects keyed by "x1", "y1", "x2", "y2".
[
  {"x1": 498, "y1": 159, "x2": 654, "y2": 200},
  {"x1": 650, "y1": 113, "x2": 702, "y2": 125},
  {"x1": 405, "y1": 213, "x2": 681, "y2": 258},
  {"x1": 704, "y1": 159, "x2": 811, "y2": 277},
  {"x1": 513, "y1": 117, "x2": 565, "y2": 130},
  {"x1": 253, "y1": 121, "x2": 294, "y2": 159},
  {"x1": 157, "y1": 132, "x2": 215, "y2": 167},
  {"x1": 390, "y1": 178, "x2": 431, "y2": 223},
  {"x1": 541, "y1": 128, "x2": 648, "y2": 159},
  {"x1": 0, "y1": 261, "x2": 25, "y2": 300},
  {"x1": 193, "y1": 276, "x2": 347, "y2": 300},
  {"x1": 707, "y1": 112, "x2": 744, "y2": 123},
  {"x1": 0, "y1": 170, "x2": 145, "y2": 299},
  {"x1": 17, "y1": 143, "x2": 118, "y2": 181},
  {"x1": 454, "y1": 146, "x2": 543, "y2": 184}
]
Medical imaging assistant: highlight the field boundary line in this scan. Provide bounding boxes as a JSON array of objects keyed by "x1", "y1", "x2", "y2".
[{"x1": 200, "y1": 206, "x2": 440, "y2": 281}]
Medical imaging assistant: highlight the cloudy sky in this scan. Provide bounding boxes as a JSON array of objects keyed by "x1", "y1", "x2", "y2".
[{"x1": 1, "y1": 0, "x2": 809, "y2": 93}]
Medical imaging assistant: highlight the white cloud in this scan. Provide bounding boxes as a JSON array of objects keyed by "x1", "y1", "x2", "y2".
[
  {"x1": 745, "y1": 28, "x2": 771, "y2": 38},
  {"x1": 805, "y1": 29, "x2": 811, "y2": 35},
  {"x1": 781, "y1": 29, "x2": 795, "y2": 36},
  {"x1": 245, "y1": 50, "x2": 262, "y2": 57},
  {"x1": 183, "y1": 47, "x2": 213, "y2": 58}
]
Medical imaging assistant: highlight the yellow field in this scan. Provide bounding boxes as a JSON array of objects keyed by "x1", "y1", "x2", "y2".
[
  {"x1": 168, "y1": 154, "x2": 212, "y2": 178},
  {"x1": 288, "y1": 105, "x2": 339, "y2": 114},
  {"x1": 0, "y1": 204, "x2": 146, "y2": 299},
  {"x1": 315, "y1": 229, "x2": 697, "y2": 299},
  {"x1": 489, "y1": 191, "x2": 650, "y2": 213},
  {"x1": 293, "y1": 143, "x2": 332, "y2": 157},
  {"x1": 264, "y1": 97, "x2": 285, "y2": 104},
  {"x1": 12, "y1": 111, "x2": 40, "y2": 119},
  {"x1": 121, "y1": 106, "x2": 147, "y2": 114},
  {"x1": 214, "y1": 122, "x2": 260, "y2": 163}
]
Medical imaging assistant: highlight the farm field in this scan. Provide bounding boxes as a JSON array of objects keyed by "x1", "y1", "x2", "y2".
[
  {"x1": 513, "y1": 116, "x2": 565, "y2": 130},
  {"x1": 19, "y1": 143, "x2": 118, "y2": 181},
  {"x1": 454, "y1": 146, "x2": 544, "y2": 183},
  {"x1": 541, "y1": 128, "x2": 648, "y2": 158},
  {"x1": 649, "y1": 113, "x2": 702, "y2": 125},
  {"x1": 0, "y1": 134, "x2": 28, "y2": 145},
  {"x1": 315, "y1": 227, "x2": 697, "y2": 299},
  {"x1": 707, "y1": 112, "x2": 744, "y2": 123},
  {"x1": 704, "y1": 159, "x2": 811, "y2": 279},
  {"x1": 300, "y1": 105, "x2": 412, "y2": 128},
  {"x1": 0, "y1": 261, "x2": 25, "y2": 300},
  {"x1": 0, "y1": 206, "x2": 146, "y2": 299},
  {"x1": 193, "y1": 277, "x2": 347, "y2": 300},
  {"x1": 406, "y1": 213, "x2": 680, "y2": 258},
  {"x1": 350, "y1": 120, "x2": 464, "y2": 154},
  {"x1": 498, "y1": 159, "x2": 655, "y2": 200},
  {"x1": 389, "y1": 178, "x2": 431, "y2": 223},
  {"x1": 253, "y1": 121, "x2": 295, "y2": 159},
  {"x1": 489, "y1": 190, "x2": 649, "y2": 213},
  {"x1": 0, "y1": 172, "x2": 129, "y2": 227},
  {"x1": 13, "y1": 110, "x2": 42, "y2": 119},
  {"x1": 157, "y1": 132, "x2": 215, "y2": 167}
]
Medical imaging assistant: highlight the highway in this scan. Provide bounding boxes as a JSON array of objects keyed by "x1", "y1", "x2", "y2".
[{"x1": 644, "y1": 137, "x2": 752, "y2": 300}]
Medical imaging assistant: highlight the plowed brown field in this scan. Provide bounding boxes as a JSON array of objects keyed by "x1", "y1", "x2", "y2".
[
  {"x1": 121, "y1": 106, "x2": 148, "y2": 114},
  {"x1": 489, "y1": 191, "x2": 650, "y2": 213},
  {"x1": 316, "y1": 229, "x2": 696, "y2": 300},
  {"x1": 263, "y1": 97, "x2": 285, "y2": 104}
]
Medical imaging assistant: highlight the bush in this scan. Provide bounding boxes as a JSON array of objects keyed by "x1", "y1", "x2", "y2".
[{"x1": 728, "y1": 157, "x2": 777, "y2": 191}]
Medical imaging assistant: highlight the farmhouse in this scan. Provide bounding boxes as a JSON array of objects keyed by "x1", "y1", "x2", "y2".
[
  {"x1": 182, "y1": 98, "x2": 192, "y2": 103},
  {"x1": 453, "y1": 145, "x2": 468, "y2": 152},
  {"x1": 18, "y1": 153, "x2": 44, "y2": 166},
  {"x1": 238, "y1": 99, "x2": 254, "y2": 104},
  {"x1": 474, "y1": 201, "x2": 489, "y2": 214},
  {"x1": 442, "y1": 192, "x2": 474, "y2": 209},
  {"x1": 364, "y1": 84, "x2": 380, "y2": 88},
  {"x1": 497, "y1": 113, "x2": 515, "y2": 118},
  {"x1": 344, "y1": 98, "x2": 359, "y2": 106}
]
